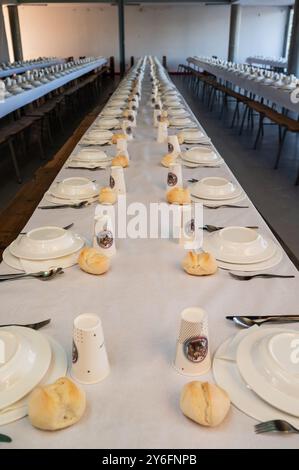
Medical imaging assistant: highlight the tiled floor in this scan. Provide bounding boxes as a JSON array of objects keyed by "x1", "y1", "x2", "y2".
[{"x1": 173, "y1": 75, "x2": 299, "y2": 264}]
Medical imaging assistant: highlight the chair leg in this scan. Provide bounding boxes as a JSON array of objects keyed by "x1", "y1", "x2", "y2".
[
  {"x1": 254, "y1": 114, "x2": 264, "y2": 149},
  {"x1": 231, "y1": 101, "x2": 239, "y2": 128},
  {"x1": 274, "y1": 127, "x2": 288, "y2": 169},
  {"x1": 8, "y1": 138, "x2": 22, "y2": 183},
  {"x1": 239, "y1": 106, "x2": 249, "y2": 135},
  {"x1": 295, "y1": 167, "x2": 299, "y2": 185}
]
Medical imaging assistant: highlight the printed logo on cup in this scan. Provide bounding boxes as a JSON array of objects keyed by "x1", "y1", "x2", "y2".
[
  {"x1": 110, "y1": 175, "x2": 115, "y2": 189},
  {"x1": 167, "y1": 172, "x2": 178, "y2": 187},
  {"x1": 185, "y1": 218, "x2": 195, "y2": 236},
  {"x1": 184, "y1": 336, "x2": 208, "y2": 363},
  {"x1": 128, "y1": 115, "x2": 134, "y2": 122},
  {"x1": 168, "y1": 143, "x2": 174, "y2": 153},
  {"x1": 0, "y1": 339, "x2": 5, "y2": 364},
  {"x1": 290, "y1": 338, "x2": 299, "y2": 364},
  {"x1": 155, "y1": 104, "x2": 161, "y2": 110},
  {"x1": 72, "y1": 340, "x2": 79, "y2": 364},
  {"x1": 97, "y1": 230, "x2": 113, "y2": 249},
  {"x1": 126, "y1": 126, "x2": 132, "y2": 135}
]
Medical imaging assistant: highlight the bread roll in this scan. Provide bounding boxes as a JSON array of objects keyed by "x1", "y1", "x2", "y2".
[
  {"x1": 177, "y1": 132, "x2": 185, "y2": 145},
  {"x1": 161, "y1": 153, "x2": 177, "y2": 168},
  {"x1": 112, "y1": 154, "x2": 129, "y2": 168},
  {"x1": 182, "y1": 251, "x2": 218, "y2": 276},
  {"x1": 180, "y1": 381, "x2": 230, "y2": 427},
  {"x1": 78, "y1": 247, "x2": 110, "y2": 275},
  {"x1": 166, "y1": 187, "x2": 191, "y2": 205},
  {"x1": 112, "y1": 133, "x2": 127, "y2": 145},
  {"x1": 98, "y1": 187, "x2": 117, "y2": 205},
  {"x1": 28, "y1": 377, "x2": 86, "y2": 431}
]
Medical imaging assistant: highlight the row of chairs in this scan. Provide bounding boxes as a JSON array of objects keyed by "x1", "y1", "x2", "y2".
[
  {"x1": 177, "y1": 63, "x2": 299, "y2": 185},
  {"x1": 0, "y1": 63, "x2": 109, "y2": 183}
]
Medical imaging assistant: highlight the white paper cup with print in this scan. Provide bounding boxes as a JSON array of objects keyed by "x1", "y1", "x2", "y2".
[
  {"x1": 174, "y1": 307, "x2": 211, "y2": 376},
  {"x1": 168, "y1": 135, "x2": 181, "y2": 154},
  {"x1": 93, "y1": 214, "x2": 116, "y2": 257},
  {"x1": 157, "y1": 121, "x2": 168, "y2": 143},
  {"x1": 166, "y1": 163, "x2": 182, "y2": 191},
  {"x1": 116, "y1": 137, "x2": 128, "y2": 153},
  {"x1": 71, "y1": 313, "x2": 110, "y2": 384},
  {"x1": 110, "y1": 165, "x2": 126, "y2": 195},
  {"x1": 153, "y1": 109, "x2": 161, "y2": 127}
]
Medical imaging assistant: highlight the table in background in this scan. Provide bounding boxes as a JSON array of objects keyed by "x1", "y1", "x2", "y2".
[
  {"x1": 246, "y1": 56, "x2": 287, "y2": 70},
  {"x1": 0, "y1": 58, "x2": 108, "y2": 119},
  {"x1": 0, "y1": 59, "x2": 65, "y2": 79}
]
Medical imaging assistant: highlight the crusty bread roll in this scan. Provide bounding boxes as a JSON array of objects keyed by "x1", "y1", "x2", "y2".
[
  {"x1": 177, "y1": 132, "x2": 185, "y2": 145},
  {"x1": 78, "y1": 247, "x2": 110, "y2": 275},
  {"x1": 161, "y1": 153, "x2": 177, "y2": 168},
  {"x1": 162, "y1": 110, "x2": 168, "y2": 118},
  {"x1": 112, "y1": 133, "x2": 127, "y2": 145},
  {"x1": 167, "y1": 187, "x2": 191, "y2": 205},
  {"x1": 182, "y1": 251, "x2": 218, "y2": 276},
  {"x1": 98, "y1": 187, "x2": 117, "y2": 205},
  {"x1": 28, "y1": 377, "x2": 86, "y2": 431},
  {"x1": 112, "y1": 154, "x2": 129, "y2": 168},
  {"x1": 180, "y1": 381, "x2": 230, "y2": 427},
  {"x1": 159, "y1": 116, "x2": 169, "y2": 126}
]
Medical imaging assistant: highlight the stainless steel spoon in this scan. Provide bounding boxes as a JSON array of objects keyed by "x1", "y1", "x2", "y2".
[
  {"x1": 202, "y1": 224, "x2": 259, "y2": 233},
  {"x1": 0, "y1": 267, "x2": 64, "y2": 282},
  {"x1": 20, "y1": 223, "x2": 74, "y2": 235},
  {"x1": 231, "y1": 315, "x2": 299, "y2": 328}
]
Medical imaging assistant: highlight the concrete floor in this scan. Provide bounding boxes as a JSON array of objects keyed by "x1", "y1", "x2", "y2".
[{"x1": 173, "y1": 75, "x2": 299, "y2": 264}]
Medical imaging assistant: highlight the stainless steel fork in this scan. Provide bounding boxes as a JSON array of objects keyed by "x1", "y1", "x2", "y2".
[{"x1": 255, "y1": 420, "x2": 299, "y2": 435}]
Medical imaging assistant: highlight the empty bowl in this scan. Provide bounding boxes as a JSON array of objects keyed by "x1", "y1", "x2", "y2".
[
  {"x1": 73, "y1": 150, "x2": 110, "y2": 163},
  {"x1": 9, "y1": 226, "x2": 84, "y2": 260},
  {"x1": 205, "y1": 227, "x2": 277, "y2": 264},
  {"x1": 184, "y1": 147, "x2": 218, "y2": 163},
  {"x1": 52, "y1": 177, "x2": 99, "y2": 198},
  {"x1": 192, "y1": 177, "x2": 239, "y2": 200}
]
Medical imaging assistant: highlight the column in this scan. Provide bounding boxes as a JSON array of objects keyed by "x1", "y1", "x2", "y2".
[
  {"x1": 0, "y1": 4, "x2": 9, "y2": 62},
  {"x1": 228, "y1": 4, "x2": 241, "y2": 63},
  {"x1": 118, "y1": 0, "x2": 125, "y2": 76},
  {"x1": 8, "y1": 5, "x2": 23, "y2": 62},
  {"x1": 288, "y1": 1, "x2": 299, "y2": 75}
]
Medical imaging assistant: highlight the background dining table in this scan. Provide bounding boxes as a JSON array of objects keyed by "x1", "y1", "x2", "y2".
[
  {"x1": 246, "y1": 56, "x2": 287, "y2": 70},
  {"x1": 0, "y1": 58, "x2": 65, "y2": 79},
  {"x1": 188, "y1": 57, "x2": 299, "y2": 114},
  {"x1": 0, "y1": 57, "x2": 107, "y2": 119},
  {"x1": 0, "y1": 62, "x2": 298, "y2": 449}
]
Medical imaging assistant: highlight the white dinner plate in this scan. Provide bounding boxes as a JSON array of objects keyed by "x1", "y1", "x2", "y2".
[
  {"x1": 191, "y1": 190, "x2": 246, "y2": 207},
  {"x1": 2, "y1": 245, "x2": 81, "y2": 272},
  {"x1": 215, "y1": 245, "x2": 283, "y2": 272},
  {"x1": 213, "y1": 332, "x2": 299, "y2": 427},
  {"x1": 95, "y1": 118, "x2": 120, "y2": 130},
  {"x1": 181, "y1": 157, "x2": 224, "y2": 168},
  {"x1": 0, "y1": 327, "x2": 51, "y2": 410},
  {"x1": 49, "y1": 179, "x2": 99, "y2": 200},
  {"x1": 101, "y1": 108, "x2": 123, "y2": 117},
  {"x1": 73, "y1": 148, "x2": 110, "y2": 162},
  {"x1": 9, "y1": 233, "x2": 84, "y2": 261},
  {"x1": 44, "y1": 191, "x2": 98, "y2": 205},
  {"x1": 0, "y1": 332, "x2": 68, "y2": 426},
  {"x1": 237, "y1": 327, "x2": 299, "y2": 417},
  {"x1": 182, "y1": 147, "x2": 219, "y2": 164}
]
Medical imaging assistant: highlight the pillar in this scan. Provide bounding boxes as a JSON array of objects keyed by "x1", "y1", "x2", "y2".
[
  {"x1": 228, "y1": 4, "x2": 241, "y2": 63},
  {"x1": 288, "y1": 1, "x2": 299, "y2": 75},
  {"x1": 8, "y1": 5, "x2": 23, "y2": 62},
  {"x1": 118, "y1": 0, "x2": 125, "y2": 76},
  {"x1": 0, "y1": 4, "x2": 9, "y2": 62}
]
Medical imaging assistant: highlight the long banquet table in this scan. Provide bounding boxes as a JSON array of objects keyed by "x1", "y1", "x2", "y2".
[
  {"x1": 0, "y1": 60, "x2": 298, "y2": 449},
  {"x1": 0, "y1": 59, "x2": 65, "y2": 79},
  {"x1": 0, "y1": 58, "x2": 107, "y2": 119},
  {"x1": 188, "y1": 57, "x2": 299, "y2": 114},
  {"x1": 246, "y1": 57, "x2": 287, "y2": 70}
]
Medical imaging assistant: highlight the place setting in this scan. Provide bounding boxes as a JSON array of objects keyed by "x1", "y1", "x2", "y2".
[
  {"x1": 42, "y1": 177, "x2": 100, "y2": 207},
  {"x1": 189, "y1": 176, "x2": 247, "y2": 207},
  {"x1": 2, "y1": 223, "x2": 85, "y2": 274},
  {"x1": 79, "y1": 129, "x2": 114, "y2": 146},
  {"x1": 213, "y1": 324, "x2": 299, "y2": 428},
  {"x1": 181, "y1": 146, "x2": 224, "y2": 168},
  {"x1": 67, "y1": 147, "x2": 113, "y2": 169}
]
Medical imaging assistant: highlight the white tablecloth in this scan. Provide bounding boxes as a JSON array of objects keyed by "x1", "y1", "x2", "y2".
[
  {"x1": 188, "y1": 57, "x2": 299, "y2": 114},
  {"x1": 246, "y1": 57, "x2": 287, "y2": 69},
  {"x1": 0, "y1": 58, "x2": 107, "y2": 118},
  {"x1": 0, "y1": 59, "x2": 65, "y2": 79},
  {"x1": 0, "y1": 65, "x2": 298, "y2": 449}
]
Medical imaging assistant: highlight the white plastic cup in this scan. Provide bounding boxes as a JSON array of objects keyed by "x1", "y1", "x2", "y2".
[
  {"x1": 110, "y1": 165, "x2": 126, "y2": 195},
  {"x1": 168, "y1": 135, "x2": 181, "y2": 154},
  {"x1": 116, "y1": 137, "x2": 127, "y2": 153},
  {"x1": 157, "y1": 121, "x2": 168, "y2": 143},
  {"x1": 71, "y1": 313, "x2": 110, "y2": 384},
  {"x1": 166, "y1": 163, "x2": 182, "y2": 191},
  {"x1": 93, "y1": 214, "x2": 116, "y2": 257},
  {"x1": 174, "y1": 307, "x2": 211, "y2": 376}
]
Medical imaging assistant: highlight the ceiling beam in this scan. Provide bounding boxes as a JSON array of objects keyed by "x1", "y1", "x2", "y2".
[{"x1": 7, "y1": 0, "x2": 235, "y2": 5}]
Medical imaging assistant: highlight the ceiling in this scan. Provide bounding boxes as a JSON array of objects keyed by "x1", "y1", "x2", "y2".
[{"x1": 1, "y1": 0, "x2": 294, "y2": 6}]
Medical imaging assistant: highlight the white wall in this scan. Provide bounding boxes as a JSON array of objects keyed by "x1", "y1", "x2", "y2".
[
  {"x1": 2, "y1": 3, "x2": 290, "y2": 70},
  {"x1": 238, "y1": 6, "x2": 288, "y2": 62}
]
